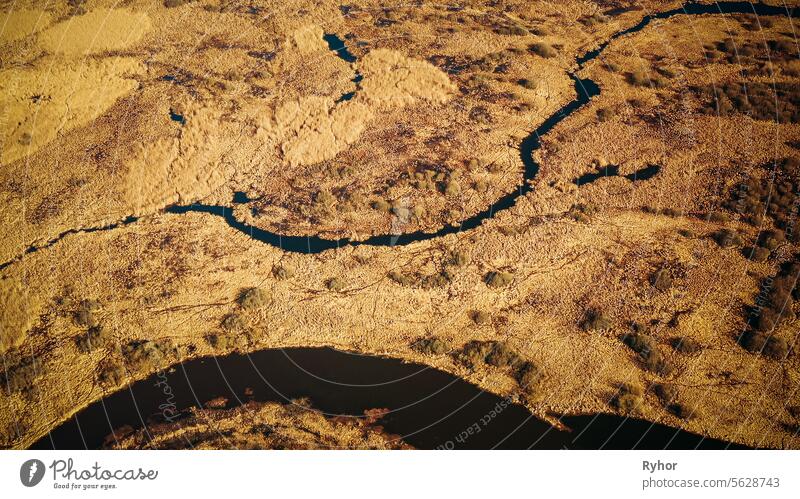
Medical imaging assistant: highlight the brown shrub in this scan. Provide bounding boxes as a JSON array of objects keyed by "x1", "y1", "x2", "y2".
[
  {"x1": 529, "y1": 42, "x2": 557, "y2": 58},
  {"x1": 75, "y1": 325, "x2": 111, "y2": 354},
  {"x1": 412, "y1": 337, "x2": 451, "y2": 356},
  {"x1": 485, "y1": 271, "x2": 513, "y2": 288},
  {"x1": 485, "y1": 342, "x2": 524, "y2": 369},
  {"x1": 238, "y1": 287, "x2": 268, "y2": 310}
]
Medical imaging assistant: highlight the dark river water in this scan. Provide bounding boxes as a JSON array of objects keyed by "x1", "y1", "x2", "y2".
[
  {"x1": 30, "y1": 2, "x2": 797, "y2": 449},
  {"x1": 31, "y1": 347, "x2": 746, "y2": 450}
]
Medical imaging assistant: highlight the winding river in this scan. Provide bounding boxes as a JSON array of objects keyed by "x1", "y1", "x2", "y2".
[{"x1": 28, "y1": 2, "x2": 798, "y2": 449}]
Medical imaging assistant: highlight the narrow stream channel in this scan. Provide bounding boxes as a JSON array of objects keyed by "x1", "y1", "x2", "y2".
[{"x1": 166, "y1": 1, "x2": 799, "y2": 254}]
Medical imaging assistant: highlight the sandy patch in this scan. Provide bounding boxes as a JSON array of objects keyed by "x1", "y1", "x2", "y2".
[
  {"x1": 38, "y1": 8, "x2": 150, "y2": 55},
  {"x1": 0, "y1": 57, "x2": 145, "y2": 166},
  {"x1": 0, "y1": 9, "x2": 52, "y2": 44}
]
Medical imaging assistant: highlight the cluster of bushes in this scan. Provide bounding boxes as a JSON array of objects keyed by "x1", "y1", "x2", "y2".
[
  {"x1": 1, "y1": 356, "x2": 41, "y2": 398},
  {"x1": 692, "y1": 82, "x2": 800, "y2": 123},
  {"x1": 642, "y1": 205, "x2": 683, "y2": 217},
  {"x1": 412, "y1": 337, "x2": 452, "y2": 355},
  {"x1": 307, "y1": 188, "x2": 368, "y2": 217},
  {"x1": 627, "y1": 69, "x2": 669, "y2": 89},
  {"x1": 610, "y1": 383, "x2": 642, "y2": 413},
  {"x1": 740, "y1": 261, "x2": 799, "y2": 359},
  {"x1": 388, "y1": 269, "x2": 454, "y2": 289},
  {"x1": 652, "y1": 383, "x2": 699, "y2": 420},
  {"x1": 454, "y1": 341, "x2": 541, "y2": 394},
  {"x1": 708, "y1": 36, "x2": 794, "y2": 66},
  {"x1": 725, "y1": 159, "x2": 799, "y2": 233},
  {"x1": 389, "y1": 250, "x2": 467, "y2": 289},
  {"x1": 121, "y1": 340, "x2": 176, "y2": 372},
  {"x1": 621, "y1": 324, "x2": 673, "y2": 376}
]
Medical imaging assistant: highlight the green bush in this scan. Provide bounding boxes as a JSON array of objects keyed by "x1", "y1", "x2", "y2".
[
  {"x1": 627, "y1": 70, "x2": 668, "y2": 88},
  {"x1": 388, "y1": 270, "x2": 415, "y2": 286},
  {"x1": 448, "y1": 250, "x2": 469, "y2": 267},
  {"x1": 206, "y1": 333, "x2": 238, "y2": 350},
  {"x1": 706, "y1": 211, "x2": 730, "y2": 224},
  {"x1": 580, "y1": 13, "x2": 609, "y2": 27},
  {"x1": 621, "y1": 326, "x2": 656, "y2": 356},
  {"x1": 740, "y1": 331, "x2": 789, "y2": 360},
  {"x1": 412, "y1": 337, "x2": 451, "y2": 355},
  {"x1": 371, "y1": 199, "x2": 391, "y2": 212},
  {"x1": 643, "y1": 349, "x2": 673, "y2": 376},
  {"x1": 568, "y1": 203, "x2": 596, "y2": 223},
  {"x1": 652, "y1": 383, "x2": 677, "y2": 405},
  {"x1": 443, "y1": 180, "x2": 461, "y2": 196},
  {"x1": 745, "y1": 246, "x2": 770, "y2": 262},
  {"x1": 238, "y1": 288, "x2": 268, "y2": 310},
  {"x1": 420, "y1": 270, "x2": 453, "y2": 289}
]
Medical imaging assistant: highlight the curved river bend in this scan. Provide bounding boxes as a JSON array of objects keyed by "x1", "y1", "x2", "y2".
[{"x1": 32, "y1": 347, "x2": 746, "y2": 450}]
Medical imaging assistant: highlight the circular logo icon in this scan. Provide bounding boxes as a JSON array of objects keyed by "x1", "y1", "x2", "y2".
[{"x1": 20, "y1": 459, "x2": 45, "y2": 487}]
